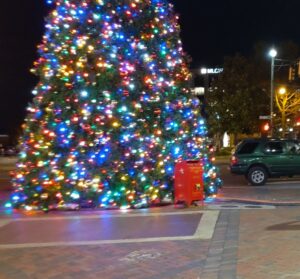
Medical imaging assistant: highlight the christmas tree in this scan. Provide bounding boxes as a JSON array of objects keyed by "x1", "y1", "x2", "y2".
[{"x1": 11, "y1": 0, "x2": 221, "y2": 211}]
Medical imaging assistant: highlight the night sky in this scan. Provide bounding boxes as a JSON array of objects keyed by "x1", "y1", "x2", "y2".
[{"x1": 1, "y1": 0, "x2": 300, "y2": 136}]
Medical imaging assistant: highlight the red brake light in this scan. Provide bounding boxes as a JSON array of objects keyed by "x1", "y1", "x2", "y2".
[{"x1": 231, "y1": 156, "x2": 238, "y2": 165}]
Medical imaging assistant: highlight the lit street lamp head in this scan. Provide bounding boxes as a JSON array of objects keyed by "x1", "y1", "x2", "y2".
[
  {"x1": 278, "y1": 87, "x2": 286, "y2": 95},
  {"x1": 269, "y1": 49, "x2": 277, "y2": 58}
]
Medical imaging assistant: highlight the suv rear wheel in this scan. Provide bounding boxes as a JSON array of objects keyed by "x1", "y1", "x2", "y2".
[{"x1": 247, "y1": 166, "x2": 268, "y2": 186}]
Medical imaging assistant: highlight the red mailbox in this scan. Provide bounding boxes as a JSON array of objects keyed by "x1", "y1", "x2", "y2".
[{"x1": 174, "y1": 160, "x2": 204, "y2": 206}]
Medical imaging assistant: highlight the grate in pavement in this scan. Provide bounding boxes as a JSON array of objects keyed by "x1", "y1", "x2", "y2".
[{"x1": 207, "y1": 204, "x2": 276, "y2": 210}]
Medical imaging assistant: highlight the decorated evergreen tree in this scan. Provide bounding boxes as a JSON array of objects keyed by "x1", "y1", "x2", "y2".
[{"x1": 11, "y1": 0, "x2": 221, "y2": 211}]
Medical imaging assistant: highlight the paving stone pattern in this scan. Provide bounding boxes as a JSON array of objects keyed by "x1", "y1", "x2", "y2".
[
  {"x1": 0, "y1": 210, "x2": 240, "y2": 279},
  {"x1": 0, "y1": 241, "x2": 210, "y2": 279},
  {"x1": 237, "y1": 208, "x2": 300, "y2": 279},
  {"x1": 201, "y1": 210, "x2": 240, "y2": 279},
  {"x1": 4, "y1": 206, "x2": 300, "y2": 279}
]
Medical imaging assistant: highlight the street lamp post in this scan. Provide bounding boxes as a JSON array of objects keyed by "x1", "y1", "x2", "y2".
[
  {"x1": 269, "y1": 48, "x2": 277, "y2": 137},
  {"x1": 277, "y1": 87, "x2": 287, "y2": 138}
]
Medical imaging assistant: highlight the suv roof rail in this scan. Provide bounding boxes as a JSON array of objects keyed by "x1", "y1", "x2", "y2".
[{"x1": 243, "y1": 137, "x2": 293, "y2": 141}]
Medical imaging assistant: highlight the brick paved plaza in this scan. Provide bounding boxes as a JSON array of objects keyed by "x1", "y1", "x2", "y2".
[{"x1": 0, "y1": 206, "x2": 300, "y2": 279}]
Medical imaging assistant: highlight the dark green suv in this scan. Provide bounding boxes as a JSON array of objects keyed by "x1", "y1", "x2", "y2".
[{"x1": 230, "y1": 138, "x2": 300, "y2": 185}]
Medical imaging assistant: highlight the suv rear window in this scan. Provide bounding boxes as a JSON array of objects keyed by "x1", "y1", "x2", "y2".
[
  {"x1": 237, "y1": 141, "x2": 259, "y2": 154},
  {"x1": 286, "y1": 141, "x2": 300, "y2": 154}
]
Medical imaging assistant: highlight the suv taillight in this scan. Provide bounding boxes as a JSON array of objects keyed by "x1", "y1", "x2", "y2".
[{"x1": 231, "y1": 155, "x2": 238, "y2": 165}]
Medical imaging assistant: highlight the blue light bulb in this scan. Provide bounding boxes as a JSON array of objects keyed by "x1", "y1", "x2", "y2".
[
  {"x1": 71, "y1": 191, "x2": 80, "y2": 200},
  {"x1": 80, "y1": 90, "x2": 88, "y2": 98}
]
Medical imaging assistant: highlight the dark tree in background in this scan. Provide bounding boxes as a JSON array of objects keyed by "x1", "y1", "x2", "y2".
[
  {"x1": 207, "y1": 41, "x2": 300, "y2": 143},
  {"x1": 206, "y1": 54, "x2": 269, "y2": 142}
]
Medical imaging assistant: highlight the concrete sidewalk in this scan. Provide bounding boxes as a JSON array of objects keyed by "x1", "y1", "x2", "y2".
[
  {"x1": 0, "y1": 206, "x2": 300, "y2": 279},
  {"x1": 217, "y1": 180, "x2": 300, "y2": 206},
  {"x1": 0, "y1": 206, "x2": 234, "y2": 279}
]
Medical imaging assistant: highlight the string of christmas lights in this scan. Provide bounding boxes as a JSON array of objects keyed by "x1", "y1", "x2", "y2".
[{"x1": 9, "y1": 0, "x2": 221, "y2": 211}]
